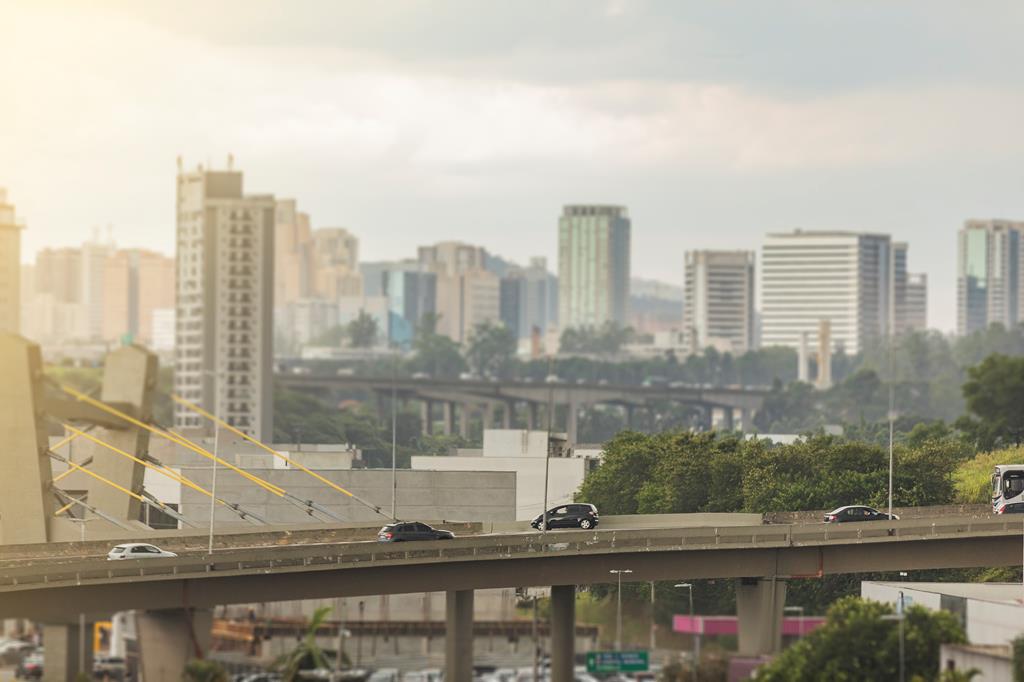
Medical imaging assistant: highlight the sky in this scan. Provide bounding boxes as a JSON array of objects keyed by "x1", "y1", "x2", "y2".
[{"x1": 4, "y1": 1, "x2": 1024, "y2": 332}]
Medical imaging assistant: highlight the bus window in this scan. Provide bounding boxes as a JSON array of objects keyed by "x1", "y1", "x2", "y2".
[{"x1": 1004, "y1": 472, "x2": 1024, "y2": 498}]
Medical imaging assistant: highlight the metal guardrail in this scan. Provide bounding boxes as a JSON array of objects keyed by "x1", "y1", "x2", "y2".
[{"x1": 0, "y1": 515, "x2": 1019, "y2": 593}]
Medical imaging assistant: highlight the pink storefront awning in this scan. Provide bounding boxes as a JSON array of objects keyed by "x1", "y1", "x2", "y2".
[{"x1": 672, "y1": 615, "x2": 825, "y2": 636}]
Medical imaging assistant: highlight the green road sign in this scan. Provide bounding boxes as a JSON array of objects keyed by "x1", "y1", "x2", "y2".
[{"x1": 586, "y1": 651, "x2": 649, "y2": 674}]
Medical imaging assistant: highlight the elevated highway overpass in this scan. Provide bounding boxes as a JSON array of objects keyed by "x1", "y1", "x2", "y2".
[
  {"x1": 277, "y1": 373, "x2": 771, "y2": 440},
  {"x1": 2, "y1": 512, "x2": 1019, "y2": 682}
]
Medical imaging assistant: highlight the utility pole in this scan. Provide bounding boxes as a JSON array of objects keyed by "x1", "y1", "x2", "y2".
[
  {"x1": 541, "y1": 355, "x2": 554, "y2": 534},
  {"x1": 610, "y1": 569, "x2": 633, "y2": 651},
  {"x1": 391, "y1": 351, "x2": 398, "y2": 520},
  {"x1": 649, "y1": 581, "x2": 656, "y2": 652},
  {"x1": 532, "y1": 594, "x2": 540, "y2": 682}
]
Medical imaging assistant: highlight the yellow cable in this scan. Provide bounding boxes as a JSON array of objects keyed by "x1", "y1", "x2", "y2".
[
  {"x1": 171, "y1": 393, "x2": 356, "y2": 499},
  {"x1": 52, "y1": 431, "x2": 82, "y2": 452},
  {"x1": 60, "y1": 385, "x2": 286, "y2": 497},
  {"x1": 57, "y1": 457, "x2": 145, "y2": 503},
  {"x1": 54, "y1": 500, "x2": 76, "y2": 516},
  {"x1": 61, "y1": 424, "x2": 222, "y2": 503}
]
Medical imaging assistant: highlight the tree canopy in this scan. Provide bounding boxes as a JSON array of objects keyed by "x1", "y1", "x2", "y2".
[
  {"x1": 465, "y1": 320, "x2": 517, "y2": 377},
  {"x1": 757, "y1": 596, "x2": 965, "y2": 682},
  {"x1": 346, "y1": 311, "x2": 379, "y2": 349},
  {"x1": 957, "y1": 353, "x2": 1024, "y2": 449}
]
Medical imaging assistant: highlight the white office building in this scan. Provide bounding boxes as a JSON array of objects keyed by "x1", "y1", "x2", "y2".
[
  {"x1": 761, "y1": 230, "x2": 893, "y2": 355},
  {"x1": 174, "y1": 160, "x2": 275, "y2": 441},
  {"x1": 683, "y1": 250, "x2": 755, "y2": 355}
]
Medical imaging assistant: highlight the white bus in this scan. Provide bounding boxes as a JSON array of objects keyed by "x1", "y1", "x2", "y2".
[{"x1": 991, "y1": 464, "x2": 1024, "y2": 512}]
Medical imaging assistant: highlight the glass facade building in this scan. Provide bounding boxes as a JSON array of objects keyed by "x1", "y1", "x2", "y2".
[
  {"x1": 557, "y1": 205, "x2": 631, "y2": 329},
  {"x1": 957, "y1": 220, "x2": 1023, "y2": 336}
]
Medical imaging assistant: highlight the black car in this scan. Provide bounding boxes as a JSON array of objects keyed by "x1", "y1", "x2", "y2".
[
  {"x1": 823, "y1": 505, "x2": 899, "y2": 523},
  {"x1": 377, "y1": 522, "x2": 454, "y2": 542},
  {"x1": 531, "y1": 503, "x2": 600, "y2": 530}
]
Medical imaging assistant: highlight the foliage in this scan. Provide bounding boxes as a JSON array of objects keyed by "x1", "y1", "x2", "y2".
[
  {"x1": 560, "y1": 322, "x2": 635, "y2": 356},
  {"x1": 757, "y1": 596, "x2": 965, "y2": 682},
  {"x1": 408, "y1": 315, "x2": 467, "y2": 379},
  {"x1": 953, "y1": 448, "x2": 1023, "y2": 504},
  {"x1": 182, "y1": 660, "x2": 228, "y2": 682},
  {"x1": 273, "y1": 606, "x2": 332, "y2": 682},
  {"x1": 346, "y1": 311, "x2": 379, "y2": 349},
  {"x1": 1013, "y1": 634, "x2": 1024, "y2": 682},
  {"x1": 959, "y1": 354, "x2": 1024, "y2": 449},
  {"x1": 413, "y1": 433, "x2": 474, "y2": 456},
  {"x1": 938, "y1": 668, "x2": 980, "y2": 682},
  {"x1": 465, "y1": 321, "x2": 517, "y2": 377}
]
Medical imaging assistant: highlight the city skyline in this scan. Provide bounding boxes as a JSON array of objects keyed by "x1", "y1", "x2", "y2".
[{"x1": 7, "y1": 2, "x2": 1024, "y2": 333}]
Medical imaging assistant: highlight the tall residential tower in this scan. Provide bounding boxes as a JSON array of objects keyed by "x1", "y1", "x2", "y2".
[
  {"x1": 683, "y1": 250, "x2": 755, "y2": 355},
  {"x1": 761, "y1": 230, "x2": 893, "y2": 355},
  {"x1": 174, "y1": 161, "x2": 275, "y2": 441},
  {"x1": 557, "y1": 205, "x2": 631, "y2": 329},
  {"x1": 957, "y1": 220, "x2": 1024, "y2": 336},
  {"x1": 0, "y1": 189, "x2": 20, "y2": 334}
]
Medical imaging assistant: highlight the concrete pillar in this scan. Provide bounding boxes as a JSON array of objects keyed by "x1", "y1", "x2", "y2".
[
  {"x1": 136, "y1": 609, "x2": 213, "y2": 682},
  {"x1": 550, "y1": 585, "x2": 576, "y2": 682},
  {"x1": 421, "y1": 400, "x2": 432, "y2": 435},
  {"x1": 721, "y1": 407, "x2": 734, "y2": 431},
  {"x1": 739, "y1": 408, "x2": 753, "y2": 432},
  {"x1": 736, "y1": 578, "x2": 787, "y2": 656},
  {"x1": 567, "y1": 399, "x2": 580, "y2": 445},
  {"x1": 458, "y1": 403, "x2": 470, "y2": 439},
  {"x1": 445, "y1": 590, "x2": 474, "y2": 682},
  {"x1": 43, "y1": 621, "x2": 94, "y2": 682},
  {"x1": 528, "y1": 403, "x2": 539, "y2": 430},
  {"x1": 83, "y1": 345, "x2": 157, "y2": 522},
  {"x1": 484, "y1": 403, "x2": 496, "y2": 431},
  {"x1": 503, "y1": 401, "x2": 514, "y2": 429},
  {"x1": 442, "y1": 402, "x2": 454, "y2": 436},
  {"x1": 0, "y1": 335, "x2": 52, "y2": 545}
]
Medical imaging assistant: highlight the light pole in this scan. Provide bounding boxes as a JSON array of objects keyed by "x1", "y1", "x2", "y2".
[
  {"x1": 648, "y1": 581, "x2": 656, "y2": 653},
  {"x1": 202, "y1": 369, "x2": 222, "y2": 555},
  {"x1": 541, "y1": 356, "x2": 554, "y2": 534},
  {"x1": 784, "y1": 606, "x2": 805, "y2": 639},
  {"x1": 675, "y1": 583, "x2": 697, "y2": 679},
  {"x1": 887, "y1": 334, "x2": 896, "y2": 520},
  {"x1": 881, "y1": 591, "x2": 906, "y2": 682},
  {"x1": 610, "y1": 569, "x2": 633, "y2": 651},
  {"x1": 391, "y1": 350, "x2": 398, "y2": 520}
]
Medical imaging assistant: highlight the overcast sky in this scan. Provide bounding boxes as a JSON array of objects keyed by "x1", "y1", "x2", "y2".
[{"x1": 5, "y1": 1, "x2": 1024, "y2": 332}]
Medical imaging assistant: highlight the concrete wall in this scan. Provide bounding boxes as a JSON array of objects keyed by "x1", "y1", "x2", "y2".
[
  {"x1": 180, "y1": 468, "x2": 516, "y2": 525},
  {"x1": 939, "y1": 644, "x2": 1012, "y2": 682},
  {"x1": 411, "y1": 455, "x2": 588, "y2": 521}
]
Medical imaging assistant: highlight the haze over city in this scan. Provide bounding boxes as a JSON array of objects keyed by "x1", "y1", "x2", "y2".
[{"x1": 7, "y1": 1, "x2": 1024, "y2": 332}]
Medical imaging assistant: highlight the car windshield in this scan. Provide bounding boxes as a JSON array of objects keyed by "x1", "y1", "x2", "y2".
[{"x1": 111, "y1": 547, "x2": 125, "y2": 553}]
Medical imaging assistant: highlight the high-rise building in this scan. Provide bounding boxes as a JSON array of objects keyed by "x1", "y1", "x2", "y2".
[
  {"x1": 683, "y1": 250, "x2": 755, "y2": 355},
  {"x1": 101, "y1": 249, "x2": 175, "y2": 344},
  {"x1": 0, "y1": 190, "x2": 21, "y2": 334},
  {"x1": 174, "y1": 161, "x2": 275, "y2": 441},
  {"x1": 558, "y1": 205, "x2": 630, "y2": 329},
  {"x1": 761, "y1": 230, "x2": 893, "y2": 355},
  {"x1": 499, "y1": 257, "x2": 558, "y2": 340},
  {"x1": 33, "y1": 247, "x2": 82, "y2": 305},
  {"x1": 310, "y1": 228, "x2": 362, "y2": 301},
  {"x1": 892, "y1": 242, "x2": 927, "y2": 334},
  {"x1": 957, "y1": 220, "x2": 1024, "y2": 336},
  {"x1": 274, "y1": 199, "x2": 313, "y2": 307},
  {"x1": 436, "y1": 269, "x2": 500, "y2": 344},
  {"x1": 418, "y1": 241, "x2": 489, "y2": 277}
]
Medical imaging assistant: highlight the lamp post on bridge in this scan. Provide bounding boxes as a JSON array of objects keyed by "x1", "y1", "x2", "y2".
[
  {"x1": 610, "y1": 569, "x2": 633, "y2": 651},
  {"x1": 675, "y1": 583, "x2": 697, "y2": 680}
]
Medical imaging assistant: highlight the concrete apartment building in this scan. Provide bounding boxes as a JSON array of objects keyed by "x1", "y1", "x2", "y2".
[
  {"x1": 683, "y1": 250, "x2": 755, "y2": 355},
  {"x1": 0, "y1": 189, "x2": 21, "y2": 334},
  {"x1": 558, "y1": 205, "x2": 631, "y2": 329},
  {"x1": 892, "y1": 241, "x2": 928, "y2": 334},
  {"x1": 761, "y1": 230, "x2": 893, "y2": 355},
  {"x1": 273, "y1": 199, "x2": 313, "y2": 307},
  {"x1": 500, "y1": 257, "x2": 558, "y2": 341},
  {"x1": 174, "y1": 160, "x2": 275, "y2": 441},
  {"x1": 310, "y1": 227, "x2": 362, "y2": 300},
  {"x1": 419, "y1": 241, "x2": 501, "y2": 344},
  {"x1": 957, "y1": 219, "x2": 1024, "y2": 336}
]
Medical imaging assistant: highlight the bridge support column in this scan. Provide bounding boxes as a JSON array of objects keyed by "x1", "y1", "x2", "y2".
[
  {"x1": 445, "y1": 590, "x2": 474, "y2": 682},
  {"x1": 458, "y1": 403, "x2": 470, "y2": 439},
  {"x1": 736, "y1": 578, "x2": 786, "y2": 656},
  {"x1": 136, "y1": 608, "x2": 212, "y2": 682},
  {"x1": 550, "y1": 585, "x2": 575, "y2": 682},
  {"x1": 528, "y1": 402, "x2": 539, "y2": 430},
  {"x1": 625, "y1": 405, "x2": 635, "y2": 430},
  {"x1": 484, "y1": 403, "x2": 496, "y2": 431},
  {"x1": 503, "y1": 401, "x2": 514, "y2": 429},
  {"x1": 421, "y1": 400, "x2": 433, "y2": 435},
  {"x1": 42, "y1": 620, "x2": 94, "y2": 682},
  {"x1": 567, "y1": 399, "x2": 580, "y2": 444},
  {"x1": 442, "y1": 402, "x2": 454, "y2": 436},
  {"x1": 721, "y1": 407, "x2": 734, "y2": 431},
  {"x1": 739, "y1": 407, "x2": 753, "y2": 432}
]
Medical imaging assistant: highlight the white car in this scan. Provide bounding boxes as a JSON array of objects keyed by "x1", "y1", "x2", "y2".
[{"x1": 107, "y1": 543, "x2": 178, "y2": 560}]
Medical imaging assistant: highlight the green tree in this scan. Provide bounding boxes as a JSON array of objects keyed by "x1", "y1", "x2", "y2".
[
  {"x1": 409, "y1": 315, "x2": 467, "y2": 379},
  {"x1": 757, "y1": 596, "x2": 965, "y2": 682},
  {"x1": 465, "y1": 321, "x2": 516, "y2": 378},
  {"x1": 959, "y1": 353, "x2": 1024, "y2": 449},
  {"x1": 1013, "y1": 634, "x2": 1024, "y2": 682},
  {"x1": 182, "y1": 660, "x2": 228, "y2": 682},
  {"x1": 273, "y1": 606, "x2": 332, "y2": 682},
  {"x1": 346, "y1": 311, "x2": 379, "y2": 348}
]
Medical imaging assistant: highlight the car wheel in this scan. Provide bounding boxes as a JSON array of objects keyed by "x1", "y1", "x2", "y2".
[{"x1": 580, "y1": 519, "x2": 593, "y2": 530}]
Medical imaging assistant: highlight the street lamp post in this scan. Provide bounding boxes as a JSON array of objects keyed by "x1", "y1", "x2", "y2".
[
  {"x1": 610, "y1": 569, "x2": 633, "y2": 651},
  {"x1": 675, "y1": 583, "x2": 697, "y2": 679},
  {"x1": 391, "y1": 350, "x2": 398, "y2": 520},
  {"x1": 784, "y1": 606, "x2": 805, "y2": 639},
  {"x1": 202, "y1": 369, "x2": 222, "y2": 555},
  {"x1": 649, "y1": 581, "x2": 656, "y2": 653}
]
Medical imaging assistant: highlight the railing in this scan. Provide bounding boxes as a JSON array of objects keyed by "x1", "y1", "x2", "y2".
[{"x1": 0, "y1": 516, "x2": 1019, "y2": 593}]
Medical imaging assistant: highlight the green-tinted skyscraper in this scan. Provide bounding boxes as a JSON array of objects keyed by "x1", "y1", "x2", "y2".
[
  {"x1": 957, "y1": 219, "x2": 1023, "y2": 336},
  {"x1": 558, "y1": 205, "x2": 631, "y2": 330}
]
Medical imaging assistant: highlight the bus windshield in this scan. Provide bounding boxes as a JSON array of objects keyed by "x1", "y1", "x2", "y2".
[{"x1": 1004, "y1": 472, "x2": 1024, "y2": 499}]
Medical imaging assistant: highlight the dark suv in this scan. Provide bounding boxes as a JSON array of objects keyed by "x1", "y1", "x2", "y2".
[
  {"x1": 377, "y1": 522, "x2": 455, "y2": 542},
  {"x1": 531, "y1": 503, "x2": 600, "y2": 530}
]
